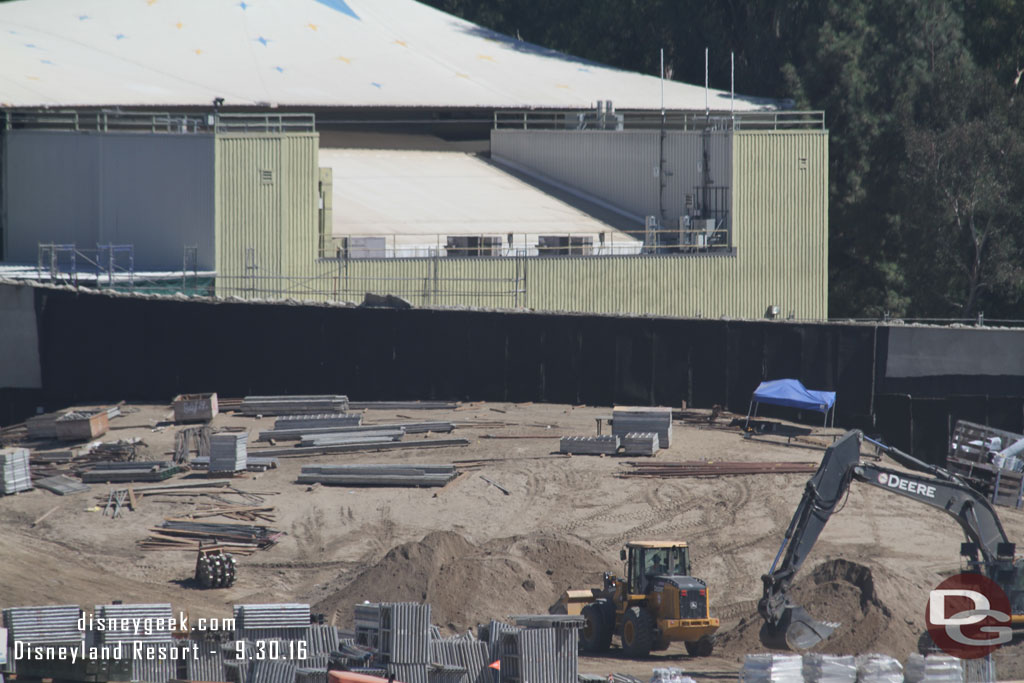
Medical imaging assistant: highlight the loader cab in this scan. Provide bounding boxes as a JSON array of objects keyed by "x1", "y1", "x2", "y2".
[{"x1": 621, "y1": 541, "x2": 691, "y2": 595}]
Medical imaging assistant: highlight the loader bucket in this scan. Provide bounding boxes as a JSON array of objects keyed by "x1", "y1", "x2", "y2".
[{"x1": 758, "y1": 605, "x2": 837, "y2": 651}]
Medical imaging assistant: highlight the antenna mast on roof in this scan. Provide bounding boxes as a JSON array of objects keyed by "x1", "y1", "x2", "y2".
[{"x1": 704, "y1": 47, "x2": 709, "y2": 118}]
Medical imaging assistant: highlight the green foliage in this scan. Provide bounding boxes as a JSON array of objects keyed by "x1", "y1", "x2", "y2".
[{"x1": 423, "y1": 0, "x2": 1024, "y2": 319}]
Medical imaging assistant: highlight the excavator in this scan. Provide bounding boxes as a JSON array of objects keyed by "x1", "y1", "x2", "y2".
[{"x1": 758, "y1": 429, "x2": 1024, "y2": 651}]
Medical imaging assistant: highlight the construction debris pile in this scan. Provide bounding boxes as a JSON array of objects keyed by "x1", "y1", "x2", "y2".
[
  {"x1": 0, "y1": 447, "x2": 32, "y2": 494},
  {"x1": 297, "y1": 464, "x2": 459, "y2": 488},
  {"x1": 140, "y1": 518, "x2": 283, "y2": 553}
]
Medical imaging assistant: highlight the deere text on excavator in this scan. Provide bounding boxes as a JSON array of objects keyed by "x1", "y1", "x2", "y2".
[{"x1": 758, "y1": 429, "x2": 1024, "y2": 651}]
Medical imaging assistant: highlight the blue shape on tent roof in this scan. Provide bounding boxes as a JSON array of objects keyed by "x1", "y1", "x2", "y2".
[
  {"x1": 751, "y1": 379, "x2": 836, "y2": 414},
  {"x1": 315, "y1": 0, "x2": 360, "y2": 21}
]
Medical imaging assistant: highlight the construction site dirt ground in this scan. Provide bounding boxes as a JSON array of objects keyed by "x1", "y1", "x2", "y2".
[{"x1": 3, "y1": 401, "x2": 1024, "y2": 680}]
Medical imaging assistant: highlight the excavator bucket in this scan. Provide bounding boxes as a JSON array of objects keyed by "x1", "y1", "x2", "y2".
[{"x1": 759, "y1": 604, "x2": 838, "y2": 651}]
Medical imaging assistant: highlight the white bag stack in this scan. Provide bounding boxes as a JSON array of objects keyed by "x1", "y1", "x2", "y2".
[
  {"x1": 905, "y1": 654, "x2": 964, "y2": 683},
  {"x1": 739, "y1": 654, "x2": 804, "y2": 683},
  {"x1": 855, "y1": 654, "x2": 904, "y2": 683},
  {"x1": 802, "y1": 654, "x2": 856, "y2": 683}
]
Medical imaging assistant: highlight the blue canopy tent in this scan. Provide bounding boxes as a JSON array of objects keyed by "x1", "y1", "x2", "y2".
[{"x1": 745, "y1": 379, "x2": 837, "y2": 428}]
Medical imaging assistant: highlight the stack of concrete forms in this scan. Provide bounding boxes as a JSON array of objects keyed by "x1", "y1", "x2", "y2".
[
  {"x1": 478, "y1": 620, "x2": 519, "y2": 666},
  {"x1": 261, "y1": 422, "x2": 453, "y2": 442},
  {"x1": 81, "y1": 461, "x2": 181, "y2": 483},
  {"x1": 2, "y1": 605, "x2": 83, "y2": 671},
  {"x1": 240, "y1": 396, "x2": 349, "y2": 416},
  {"x1": 274, "y1": 414, "x2": 362, "y2": 430},
  {"x1": 0, "y1": 448, "x2": 32, "y2": 494},
  {"x1": 429, "y1": 665, "x2": 469, "y2": 683},
  {"x1": 498, "y1": 625, "x2": 579, "y2": 683},
  {"x1": 210, "y1": 432, "x2": 249, "y2": 473},
  {"x1": 130, "y1": 642, "x2": 181, "y2": 682},
  {"x1": 620, "y1": 433, "x2": 660, "y2": 456},
  {"x1": 558, "y1": 436, "x2": 619, "y2": 455},
  {"x1": 185, "y1": 641, "x2": 230, "y2": 683},
  {"x1": 234, "y1": 603, "x2": 311, "y2": 634},
  {"x1": 32, "y1": 474, "x2": 90, "y2": 495},
  {"x1": 299, "y1": 428, "x2": 405, "y2": 447},
  {"x1": 92, "y1": 604, "x2": 176, "y2": 683},
  {"x1": 249, "y1": 659, "x2": 299, "y2": 683},
  {"x1": 296, "y1": 668, "x2": 329, "y2": 683},
  {"x1": 430, "y1": 634, "x2": 490, "y2": 683},
  {"x1": 612, "y1": 407, "x2": 673, "y2": 448},
  {"x1": 297, "y1": 465, "x2": 458, "y2": 488},
  {"x1": 349, "y1": 401, "x2": 457, "y2": 410},
  {"x1": 354, "y1": 603, "x2": 431, "y2": 683},
  {"x1": 94, "y1": 603, "x2": 175, "y2": 645}
]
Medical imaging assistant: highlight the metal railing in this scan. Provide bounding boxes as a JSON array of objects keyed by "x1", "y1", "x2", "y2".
[
  {"x1": 494, "y1": 109, "x2": 825, "y2": 131},
  {"x1": 323, "y1": 232, "x2": 646, "y2": 259},
  {"x1": 2, "y1": 109, "x2": 315, "y2": 134}
]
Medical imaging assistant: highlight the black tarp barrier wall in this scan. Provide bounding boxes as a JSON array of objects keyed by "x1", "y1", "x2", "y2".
[{"x1": 4, "y1": 283, "x2": 1023, "y2": 465}]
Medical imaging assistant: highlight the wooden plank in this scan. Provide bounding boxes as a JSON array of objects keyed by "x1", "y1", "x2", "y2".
[
  {"x1": 127, "y1": 485, "x2": 138, "y2": 510},
  {"x1": 31, "y1": 506, "x2": 60, "y2": 527}
]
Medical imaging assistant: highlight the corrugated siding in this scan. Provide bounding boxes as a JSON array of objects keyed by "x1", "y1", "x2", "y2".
[
  {"x1": 217, "y1": 129, "x2": 826, "y2": 319},
  {"x1": 731, "y1": 130, "x2": 828, "y2": 318},
  {"x1": 215, "y1": 132, "x2": 319, "y2": 297}
]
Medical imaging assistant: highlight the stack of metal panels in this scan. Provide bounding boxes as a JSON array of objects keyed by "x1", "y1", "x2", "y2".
[
  {"x1": 249, "y1": 659, "x2": 298, "y2": 683},
  {"x1": 234, "y1": 604, "x2": 311, "y2": 632},
  {"x1": 499, "y1": 626, "x2": 578, "y2": 683},
  {"x1": 185, "y1": 640, "x2": 228, "y2": 682},
  {"x1": 297, "y1": 465, "x2": 458, "y2": 488},
  {"x1": 296, "y1": 668, "x2": 328, "y2": 683},
  {"x1": 558, "y1": 436, "x2": 619, "y2": 455},
  {"x1": 210, "y1": 432, "x2": 249, "y2": 473},
  {"x1": 191, "y1": 455, "x2": 279, "y2": 472},
  {"x1": 241, "y1": 396, "x2": 349, "y2": 416},
  {"x1": 81, "y1": 462, "x2": 181, "y2": 483},
  {"x1": 510, "y1": 615, "x2": 584, "y2": 629},
  {"x1": 620, "y1": 433, "x2": 660, "y2": 457},
  {"x1": 612, "y1": 407, "x2": 673, "y2": 448},
  {"x1": 274, "y1": 414, "x2": 361, "y2": 430},
  {"x1": 0, "y1": 448, "x2": 32, "y2": 494},
  {"x1": 225, "y1": 659, "x2": 249, "y2": 683},
  {"x1": 32, "y1": 474, "x2": 90, "y2": 495},
  {"x1": 260, "y1": 422, "x2": 452, "y2": 442},
  {"x1": 2, "y1": 605, "x2": 83, "y2": 646},
  {"x1": 307, "y1": 624, "x2": 340, "y2": 656},
  {"x1": 430, "y1": 636, "x2": 490, "y2": 683},
  {"x1": 429, "y1": 665, "x2": 469, "y2": 683},
  {"x1": 130, "y1": 641, "x2": 181, "y2": 682},
  {"x1": 94, "y1": 603, "x2": 175, "y2": 645},
  {"x1": 299, "y1": 428, "x2": 405, "y2": 447},
  {"x1": 348, "y1": 401, "x2": 457, "y2": 410},
  {"x1": 355, "y1": 603, "x2": 431, "y2": 670}
]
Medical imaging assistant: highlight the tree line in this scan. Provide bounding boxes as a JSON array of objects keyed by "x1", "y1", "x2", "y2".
[{"x1": 425, "y1": 0, "x2": 1024, "y2": 320}]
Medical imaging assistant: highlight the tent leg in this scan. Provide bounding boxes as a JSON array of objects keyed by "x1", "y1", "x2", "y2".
[{"x1": 745, "y1": 401, "x2": 754, "y2": 430}]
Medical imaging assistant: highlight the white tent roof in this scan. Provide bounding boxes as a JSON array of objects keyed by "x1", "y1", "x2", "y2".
[
  {"x1": 322, "y1": 148, "x2": 640, "y2": 251},
  {"x1": 0, "y1": 0, "x2": 779, "y2": 111}
]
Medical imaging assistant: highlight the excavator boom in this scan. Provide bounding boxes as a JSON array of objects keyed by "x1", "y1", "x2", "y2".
[{"x1": 758, "y1": 429, "x2": 1017, "y2": 651}]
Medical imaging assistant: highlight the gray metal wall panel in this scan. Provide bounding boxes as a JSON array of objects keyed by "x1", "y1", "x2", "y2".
[
  {"x1": 2, "y1": 130, "x2": 215, "y2": 270},
  {"x1": 4, "y1": 131, "x2": 101, "y2": 262},
  {"x1": 491, "y1": 130, "x2": 659, "y2": 219},
  {"x1": 97, "y1": 133, "x2": 215, "y2": 270}
]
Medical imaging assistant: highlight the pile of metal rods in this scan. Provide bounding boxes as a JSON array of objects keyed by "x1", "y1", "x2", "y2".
[{"x1": 618, "y1": 460, "x2": 818, "y2": 478}]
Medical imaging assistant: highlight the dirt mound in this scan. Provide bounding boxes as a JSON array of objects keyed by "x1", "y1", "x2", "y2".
[
  {"x1": 717, "y1": 559, "x2": 919, "y2": 660},
  {"x1": 315, "y1": 530, "x2": 607, "y2": 632}
]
